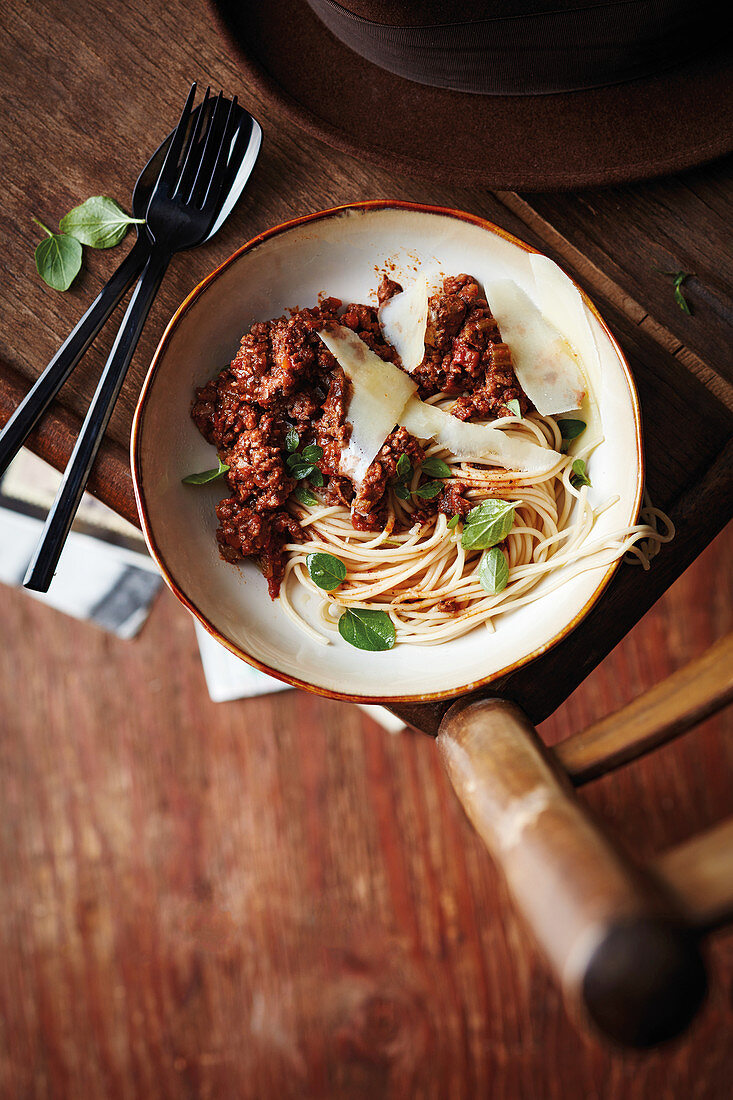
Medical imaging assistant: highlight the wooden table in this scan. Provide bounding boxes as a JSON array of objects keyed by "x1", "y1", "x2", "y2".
[{"x1": 1, "y1": 1, "x2": 731, "y2": 1095}]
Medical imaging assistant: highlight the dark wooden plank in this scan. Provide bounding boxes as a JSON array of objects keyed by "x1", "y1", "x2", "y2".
[{"x1": 514, "y1": 160, "x2": 733, "y2": 383}]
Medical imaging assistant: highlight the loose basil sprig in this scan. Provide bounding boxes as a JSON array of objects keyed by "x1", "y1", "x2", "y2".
[
  {"x1": 570, "y1": 458, "x2": 592, "y2": 489},
  {"x1": 461, "y1": 499, "x2": 517, "y2": 550},
  {"x1": 181, "y1": 456, "x2": 230, "y2": 484},
  {"x1": 505, "y1": 398, "x2": 522, "y2": 418},
  {"x1": 658, "y1": 268, "x2": 694, "y2": 315},
  {"x1": 307, "y1": 552, "x2": 346, "y2": 591},
  {"x1": 479, "y1": 546, "x2": 509, "y2": 595},
  {"x1": 33, "y1": 196, "x2": 144, "y2": 291},
  {"x1": 33, "y1": 218, "x2": 83, "y2": 292},
  {"x1": 338, "y1": 607, "x2": 396, "y2": 651},
  {"x1": 60, "y1": 196, "x2": 145, "y2": 249},
  {"x1": 446, "y1": 514, "x2": 461, "y2": 531}
]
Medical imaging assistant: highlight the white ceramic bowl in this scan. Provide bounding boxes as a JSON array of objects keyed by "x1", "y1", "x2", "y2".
[{"x1": 131, "y1": 202, "x2": 642, "y2": 703}]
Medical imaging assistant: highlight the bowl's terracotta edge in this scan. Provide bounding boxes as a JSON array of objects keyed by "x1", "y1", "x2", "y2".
[{"x1": 130, "y1": 199, "x2": 644, "y2": 705}]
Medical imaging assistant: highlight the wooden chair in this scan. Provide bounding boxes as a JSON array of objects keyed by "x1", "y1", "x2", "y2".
[{"x1": 438, "y1": 632, "x2": 733, "y2": 1048}]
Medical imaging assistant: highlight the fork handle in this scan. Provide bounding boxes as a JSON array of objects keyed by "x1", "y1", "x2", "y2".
[
  {"x1": 0, "y1": 235, "x2": 150, "y2": 480},
  {"x1": 23, "y1": 249, "x2": 170, "y2": 592}
]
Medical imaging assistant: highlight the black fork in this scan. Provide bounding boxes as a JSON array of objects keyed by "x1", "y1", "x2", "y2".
[{"x1": 24, "y1": 85, "x2": 244, "y2": 592}]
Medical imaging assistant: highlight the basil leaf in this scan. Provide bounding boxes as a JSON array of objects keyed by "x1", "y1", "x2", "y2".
[
  {"x1": 338, "y1": 608, "x2": 396, "y2": 651},
  {"x1": 292, "y1": 484, "x2": 318, "y2": 506},
  {"x1": 60, "y1": 196, "x2": 145, "y2": 249},
  {"x1": 301, "y1": 444, "x2": 323, "y2": 464},
  {"x1": 570, "y1": 458, "x2": 592, "y2": 489},
  {"x1": 461, "y1": 499, "x2": 516, "y2": 550},
  {"x1": 393, "y1": 483, "x2": 411, "y2": 502},
  {"x1": 505, "y1": 399, "x2": 522, "y2": 418},
  {"x1": 479, "y1": 547, "x2": 509, "y2": 595},
  {"x1": 420, "y1": 456, "x2": 451, "y2": 479},
  {"x1": 413, "y1": 480, "x2": 443, "y2": 500},
  {"x1": 182, "y1": 457, "x2": 230, "y2": 484},
  {"x1": 287, "y1": 458, "x2": 315, "y2": 480},
  {"x1": 672, "y1": 273, "x2": 692, "y2": 315},
  {"x1": 396, "y1": 453, "x2": 412, "y2": 479},
  {"x1": 446, "y1": 515, "x2": 461, "y2": 530},
  {"x1": 308, "y1": 467, "x2": 324, "y2": 487},
  {"x1": 285, "y1": 428, "x2": 299, "y2": 452},
  {"x1": 307, "y1": 552, "x2": 347, "y2": 591},
  {"x1": 33, "y1": 219, "x2": 82, "y2": 291},
  {"x1": 557, "y1": 419, "x2": 586, "y2": 442}
]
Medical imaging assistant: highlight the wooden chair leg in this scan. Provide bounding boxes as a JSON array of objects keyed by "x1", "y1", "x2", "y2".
[
  {"x1": 555, "y1": 633, "x2": 733, "y2": 784},
  {"x1": 437, "y1": 698, "x2": 707, "y2": 1048},
  {"x1": 654, "y1": 818, "x2": 733, "y2": 932}
]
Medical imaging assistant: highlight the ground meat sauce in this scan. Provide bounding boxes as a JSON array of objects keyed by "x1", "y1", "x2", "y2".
[
  {"x1": 190, "y1": 274, "x2": 529, "y2": 597},
  {"x1": 383, "y1": 273, "x2": 530, "y2": 421}
]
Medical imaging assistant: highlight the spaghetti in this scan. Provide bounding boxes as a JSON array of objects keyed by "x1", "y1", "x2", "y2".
[{"x1": 278, "y1": 401, "x2": 673, "y2": 646}]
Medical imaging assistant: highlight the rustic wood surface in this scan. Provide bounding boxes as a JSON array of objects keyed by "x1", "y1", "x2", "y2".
[{"x1": 1, "y1": 0, "x2": 732, "y2": 1095}]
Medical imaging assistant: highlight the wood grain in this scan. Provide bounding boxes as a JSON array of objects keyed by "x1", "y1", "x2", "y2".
[{"x1": 1, "y1": 524, "x2": 731, "y2": 1099}]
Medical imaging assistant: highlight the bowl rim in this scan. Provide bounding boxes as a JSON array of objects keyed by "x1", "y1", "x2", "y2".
[{"x1": 131, "y1": 199, "x2": 644, "y2": 705}]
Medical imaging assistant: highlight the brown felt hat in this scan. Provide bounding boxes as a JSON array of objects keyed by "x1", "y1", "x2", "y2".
[{"x1": 211, "y1": 1, "x2": 733, "y2": 191}]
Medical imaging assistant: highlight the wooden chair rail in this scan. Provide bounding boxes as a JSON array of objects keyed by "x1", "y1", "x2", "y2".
[
  {"x1": 653, "y1": 818, "x2": 733, "y2": 933},
  {"x1": 554, "y1": 632, "x2": 733, "y2": 785}
]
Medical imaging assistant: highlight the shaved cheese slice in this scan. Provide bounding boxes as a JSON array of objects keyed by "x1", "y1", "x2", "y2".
[
  {"x1": 378, "y1": 276, "x2": 432, "y2": 373},
  {"x1": 400, "y1": 397, "x2": 561, "y2": 476},
  {"x1": 486, "y1": 280, "x2": 586, "y2": 415},
  {"x1": 318, "y1": 325, "x2": 417, "y2": 483}
]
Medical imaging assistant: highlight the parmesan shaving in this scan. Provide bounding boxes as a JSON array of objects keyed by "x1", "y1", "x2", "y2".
[
  {"x1": 318, "y1": 325, "x2": 416, "y2": 483},
  {"x1": 486, "y1": 279, "x2": 586, "y2": 415},
  {"x1": 400, "y1": 397, "x2": 561, "y2": 476},
  {"x1": 378, "y1": 275, "x2": 434, "y2": 373}
]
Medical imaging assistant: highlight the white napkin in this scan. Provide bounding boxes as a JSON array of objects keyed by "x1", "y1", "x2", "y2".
[{"x1": 193, "y1": 621, "x2": 406, "y2": 732}]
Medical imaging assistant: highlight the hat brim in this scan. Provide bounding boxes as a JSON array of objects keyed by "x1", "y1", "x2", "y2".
[{"x1": 212, "y1": 0, "x2": 733, "y2": 191}]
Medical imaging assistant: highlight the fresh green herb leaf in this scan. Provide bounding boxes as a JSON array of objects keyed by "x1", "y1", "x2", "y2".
[
  {"x1": 420, "y1": 456, "x2": 452, "y2": 479},
  {"x1": 505, "y1": 399, "x2": 522, "y2": 418},
  {"x1": 396, "y1": 453, "x2": 412, "y2": 479},
  {"x1": 59, "y1": 196, "x2": 145, "y2": 249},
  {"x1": 570, "y1": 458, "x2": 592, "y2": 489},
  {"x1": 658, "y1": 269, "x2": 694, "y2": 315},
  {"x1": 301, "y1": 444, "x2": 323, "y2": 464},
  {"x1": 446, "y1": 515, "x2": 461, "y2": 530},
  {"x1": 182, "y1": 457, "x2": 230, "y2": 484},
  {"x1": 479, "y1": 546, "x2": 509, "y2": 595},
  {"x1": 292, "y1": 484, "x2": 318, "y2": 506},
  {"x1": 557, "y1": 419, "x2": 586, "y2": 442},
  {"x1": 33, "y1": 218, "x2": 82, "y2": 291},
  {"x1": 307, "y1": 552, "x2": 347, "y2": 591},
  {"x1": 461, "y1": 499, "x2": 516, "y2": 550},
  {"x1": 338, "y1": 608, "x2": 396, "y2": 651},
  {"x1": 285, "y1": 428, "x2": 300, "y2": 452},
  {"x1": 393, "y1": 483, "x2": 411, "y2": 502},
  {"x1": 413, "y1": 480, "x2": 443, "y2": 500},
  {"x1": 287, "y1": 458, "x2": 314, "y2": 480},
  {"x1": 308, "y1": 467, "x2": 324, "y2": 487}
]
